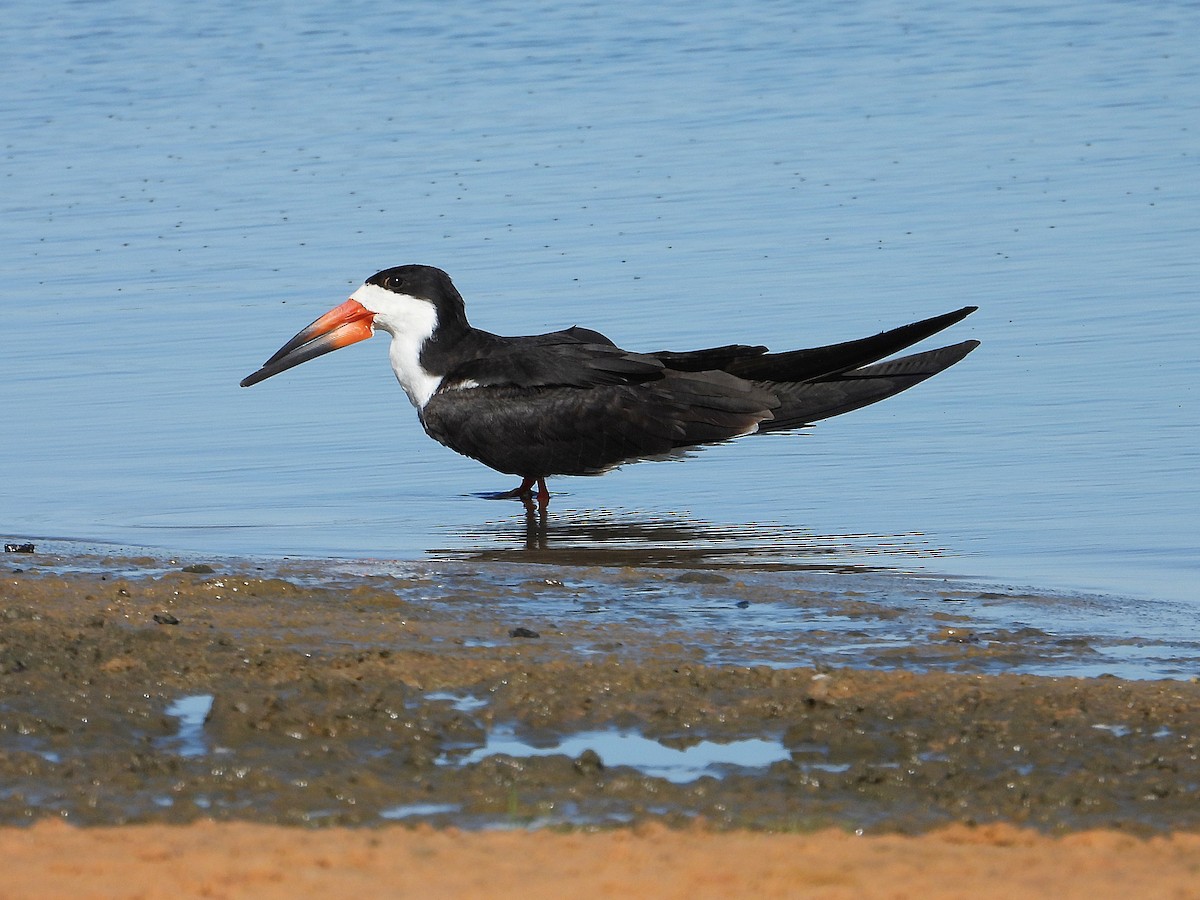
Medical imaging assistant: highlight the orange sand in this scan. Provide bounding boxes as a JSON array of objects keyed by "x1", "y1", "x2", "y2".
[{"x1": 2, "y1": 821, "x2": 1198, "y2": 899}]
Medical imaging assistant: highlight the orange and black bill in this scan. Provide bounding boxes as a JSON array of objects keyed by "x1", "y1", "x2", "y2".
[{"x1": 240, "y1": 299, "x2": 374, "y2": 387}]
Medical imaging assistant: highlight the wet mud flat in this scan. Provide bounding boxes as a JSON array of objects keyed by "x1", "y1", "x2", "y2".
[{"x1": 2, "y1": 550, "x2": 1198, "y2": 835}]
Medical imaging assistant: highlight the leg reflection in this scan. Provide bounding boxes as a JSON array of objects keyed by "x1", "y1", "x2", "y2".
[{"x1": 521, "y1": 494, "x2": 548, "y2": 549}]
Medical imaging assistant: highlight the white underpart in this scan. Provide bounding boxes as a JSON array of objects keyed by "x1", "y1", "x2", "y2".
[{"x1": 349, "y1": 282, "x2": 442, "y2": 409}]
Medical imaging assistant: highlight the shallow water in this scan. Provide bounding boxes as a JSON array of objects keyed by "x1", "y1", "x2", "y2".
[
  {"x1": 14, "y1": 542, "x2": 1200, "y2": 681},
  {"x1": 2, "y1": 0, "x2": 1198, "y2": 630}
]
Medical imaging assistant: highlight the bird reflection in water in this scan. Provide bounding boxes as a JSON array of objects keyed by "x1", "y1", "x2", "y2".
[{"x1": 441, "y1": 497, "x2": 947, "y2": 571}]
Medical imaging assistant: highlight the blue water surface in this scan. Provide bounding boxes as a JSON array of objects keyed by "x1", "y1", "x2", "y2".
[{"x1": 2, "y1": 1, "x2": 1197, "y2": 616}]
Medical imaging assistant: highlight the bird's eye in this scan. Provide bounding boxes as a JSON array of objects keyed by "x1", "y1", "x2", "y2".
[{"x1": 386, "y1": 274, "x2": 405, "y2": 291}]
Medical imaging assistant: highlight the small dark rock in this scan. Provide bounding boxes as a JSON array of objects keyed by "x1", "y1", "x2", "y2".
[
  {"x1": 736, "y1": 600, "x2": 750, "y2": 609},
  {"x1": 4, "y1": 543, "x2": 35, "y2": 554},
  {"x1": 574, "y1": 748, "x2": 604, "y2": 776},
  {"x1": 181, "y1": 564, "x2": 215, "y2": 574},
  {"x1": 153, "y1": 613, "x2": 180, "y2": 626},
  {"x1": 509, "y1": 626, "x2": 540, "y2": 639}
]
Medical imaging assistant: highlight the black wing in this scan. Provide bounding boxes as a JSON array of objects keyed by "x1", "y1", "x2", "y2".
[
  {"x1": 421, "y1": 369, "x2": 778, "y2": 477},
  {"x1": 762, "y1": 340, "x2": 980, "y2": 431},
  {"x1": 652, "y1": 306, "x2": 977, "y2": 382}
]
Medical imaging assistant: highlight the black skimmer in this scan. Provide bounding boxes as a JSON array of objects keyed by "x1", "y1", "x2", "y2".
[{"x1": 241, "y1": 265, "x2": 979, "y2": 507}]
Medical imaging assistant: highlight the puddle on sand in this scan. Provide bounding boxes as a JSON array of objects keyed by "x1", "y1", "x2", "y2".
[
  {"x1": 154, "y1": 695, "x2": 215, "y2": 758},
  {"x1": 424, "y1": 692, "x2": 490, "y2": 712},
  {"x1": 380, "y1": 802, "x2": 462, "y2": 820},
  {"x1": 439, "y1": 726, "x2": 791, "y2": 785}
]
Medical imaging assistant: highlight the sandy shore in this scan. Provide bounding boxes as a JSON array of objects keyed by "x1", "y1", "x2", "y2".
[
  {"x1": 4, "y1": 820, "x2": 1200, "y2": 899},
  {"x1": 2, "y1": 552, "x2": 1198, "y2": 896}
]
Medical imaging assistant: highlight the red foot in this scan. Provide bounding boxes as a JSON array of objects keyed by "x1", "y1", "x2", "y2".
[{"x1": 492, "y1": 476, "x2": 550, "y2": 509}]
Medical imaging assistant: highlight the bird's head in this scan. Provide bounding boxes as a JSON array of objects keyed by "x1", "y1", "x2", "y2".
[{"x1": 240, "y1": 265, "x2": 466, "y2": 389}]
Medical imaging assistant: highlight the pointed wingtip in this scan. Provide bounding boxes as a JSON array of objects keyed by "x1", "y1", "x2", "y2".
[
  {"x1": 950, "y1": 338, "x2": 981, "y2": 365},
  {"x1": 937, "y1": 305, "x2": 979, "y2": 329}
]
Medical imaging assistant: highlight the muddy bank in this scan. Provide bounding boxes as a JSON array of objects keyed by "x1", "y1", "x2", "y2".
[{"x1": 2, "y1": 554, "x2": 1198, "y2": 833}]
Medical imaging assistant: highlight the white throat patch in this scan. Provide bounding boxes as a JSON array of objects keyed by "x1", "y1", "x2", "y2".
[{"x1": 350, "y1": 282, "x2": 443, "y2": 409}]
